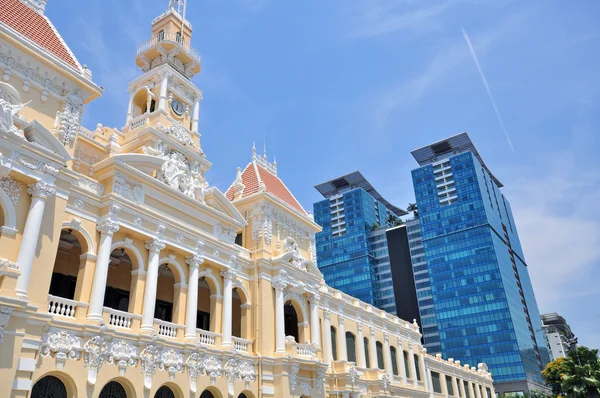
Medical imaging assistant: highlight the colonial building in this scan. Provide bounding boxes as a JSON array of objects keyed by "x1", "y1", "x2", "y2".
[{"x1": 0, "y1": 1, "x2": 495, "y2": 397}]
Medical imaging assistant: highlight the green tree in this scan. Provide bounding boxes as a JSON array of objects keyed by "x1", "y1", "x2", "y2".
[
  {"x1": 543, "y1": 357, "x2": 568, "y2": 395},
  {"x1": 543, "y1": 346, "x2": 600, "y2": 398}
]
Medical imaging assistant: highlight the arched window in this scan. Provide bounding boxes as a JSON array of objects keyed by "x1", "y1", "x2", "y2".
[
  {"x1": 376, "y1": 341, "x2": 384, "y2": 369},
  {"x1": 284, "y1": 301, "x2": 299, "y2": 342},
  {"x1": 363, "y1": 337, "x2": 371, "y2": 368},
  {"x1": 414, "y1": 354, "x2": 422, "y2": 381},
  {"x1": 238, "y1": 394, "x2": 248, "y2": 398},
  {"x1": 330, "y1": 326, "x2": 338, "y2": 361},
  {"x1": 403, "y1": 350, "x2": 411, "y2": 378},
  {"x1": 31, "y1": 376, "x2": 67, "y2": 398},
  {"x1": 390, "y1": 346, "x2": 399, "y2": 375},
  {"x1": 99, "y1": 381, "x2": 127, "y2": 398},
  {"x1": 157, "y1": 30, "x2": 165, "y2": 41},
  {"x1": 155, "y1": 385, "x2": 175, "y2": 398},
  {"x1": 176, "y1": 31, "x2": 183, "y2": 44},
  {"x1": 200, "y1": 391, "x2": 215, "y2": 398},
  {"x1": 346, "y1": 332, "x2": 356, "y2": 363}
]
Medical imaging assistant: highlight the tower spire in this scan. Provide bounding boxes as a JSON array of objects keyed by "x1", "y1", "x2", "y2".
[{"x1": 167, "y1": 0, "x2": 185, "y2": 14}]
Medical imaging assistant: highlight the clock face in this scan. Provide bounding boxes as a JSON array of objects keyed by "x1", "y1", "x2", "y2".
[{"x1": 171, "y1": 100, "x2": 184, "y2": 116}]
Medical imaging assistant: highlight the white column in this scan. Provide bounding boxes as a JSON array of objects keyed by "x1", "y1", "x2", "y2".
[
  {"x1": 468, "y1": 382, "x2": 475, "y2": 398},
  {"x1": 369, "y1": 327, "x2": 377, "y2": 369},
  {"x1": 398, "y1": 339, "x2": 407, "y2": 385},
  {"x1": 409, "y1": 344, "x2": 418, "y2": 386},
  {"x1": 309, "y1": 294, "x2": 321, "y2": 348},
  {"x1": 356, "y1": 324, "x2": 366, "y2": 368},
  {"x1": 15, "y1": 182, "x2": 56, "y2": 298},
  {"x1": 323, "y1": 310, "x2": 332, "y2": 366},
  {"x1": 452, "y1": 376, "x2": 459, "y2": 397},
  {"x1": 474, "y1": 383, "x2": 482, "y2": 398},
  {"x1": 184, "y1": 255, "x2": 203, "y2": 340},
  {"x1": 427, "y1": 369, "x2": 434, "y2": 398},
  {"x1": 140, "y1": 239, "x2": 165, "y2": 332},
  {"x1": 384, "y1": 335, "x2": 393, "y2": 376},
  {"x1": 221, "y1": 270, "x2": 234, "y2": 347},
  {"x1": 86, "y1": 219, "x2": 120, "y2": 321},
  {"x1": 274, "y1": 281, "x2": 286, "y2": 353},
  {"x1": 459, "y1": 378, "x2": 466, "y2": 398},
  {"x1": 191, "y1": 97, "x2": 201, "y2": 133},
  {"x1": 158, "y1": 71, "x2": 169, "y2": 111},
  {"x1": 126, "y1": 89, "x2": 135, "y2": 122},
  {"x1": 338, "y1": 316, "x2": 347, "y2": 361}
]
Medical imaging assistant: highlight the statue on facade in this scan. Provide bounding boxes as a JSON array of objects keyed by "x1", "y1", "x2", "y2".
[
  {"x1": 159, "y1": 152, "x2": 187, "y2": 190},
  {"x1": 0, "y1": 98, "x2": 29, "y2": 135}
]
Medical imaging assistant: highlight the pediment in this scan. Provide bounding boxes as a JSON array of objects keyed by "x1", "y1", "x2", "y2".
[
  {"x1": 205, "y1": 187, "x2": 246, "y2": 226},
  {"x1": 22, "y1": 120, "x2": 72, "y2": 162},
  {"x1": 94, "y1": 153, "x2": 165, "y2": 176}
]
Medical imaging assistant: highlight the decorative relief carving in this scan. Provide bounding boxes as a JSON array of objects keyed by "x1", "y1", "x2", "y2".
[
  {"x1": 316, "y1": 368, "x2": 326, "y2": 394},
  {"x1": 140, "y1": 342, "x2": 161, "y2": 389},
  {"x1": 15, "y1": 152, "x2": 43, "y2": 171},
  {"x1": 0, "y1": 54, "x2": 62, "y2": 96},
  {"x1": 186, "y1": 352, "x2": 222, "y2": 392},
  {"x1": 83, "y1": 334, "x2": 107, "y2": 385},
  {"x1": 283, "y1": 237, "x2": 309, "y2": 272},
  {"x1": 214, "y1": 223, "x2": 236, "y2": 244},
  {"x1": 97, "y1": 219, "x2": 120, "y2": 237},
  {"x1": 28, "y1": 181, "x2": 56, "y2": 199},
  {"x1": 113, "y1": 174, "x2": 143, "y2": 203},
  {"x1": 0, "y1": 89, "x2": 28, "y2": 137},
  {"x1": 159, "y1": 348, "x2": 185, "y2": 381},
  {"x1": 41, "y1": 330, "x2": 82, "y2": 370},
  {"x1": 0, "y1": 258, "x2": 18, "y2": 272},
  {"x1": 157, "y1": 122, "x2": 197, "y2": 150},
  {"x1": 106, "y1": 340, "x2": 138, "y2": 376},
  {"x1": 77, "y1": 177, "x2": 104, "y2": 195},
  {"x1": 0, "y1": 306, "x2": 14, "y2": 345},
  {"x1": 289, "y1": 363, "x2": 300, "y2": 393},
  {"x1": 225, "y1": 357, "x2": 256, "y2": 397},
  {"x1": 55, "y1": 91, "x2": 84, "y2": 146},
  {"x1": 0, "y1": 176, "x2": 22, "y2": 204}
]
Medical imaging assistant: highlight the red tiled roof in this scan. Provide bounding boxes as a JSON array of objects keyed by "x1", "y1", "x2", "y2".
[
  {"x1": 0, "y1": 0, "x2": 81, "y2": 70},
  {"x1": 226, "y1": 162, "x2": 307, "y2": 215}
]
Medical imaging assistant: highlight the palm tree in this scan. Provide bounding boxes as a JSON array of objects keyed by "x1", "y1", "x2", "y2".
[
  {"x1": 407, "y1": 203, "x2": 418, "y2": 218},
  {"x1": 561, "y1": 346, "x2": 600, "y2": 398}
]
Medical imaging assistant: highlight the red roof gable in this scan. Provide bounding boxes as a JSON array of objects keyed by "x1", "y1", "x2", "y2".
[
  {"x1": 0, "y1": 0, "x2": 81, "y2": 70},
  {"x1": 226, "y1": 162, "x2": 307, "y2": 215}
]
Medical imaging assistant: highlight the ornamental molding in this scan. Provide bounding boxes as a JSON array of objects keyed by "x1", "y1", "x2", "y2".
[
  {"x1": 83, "y1": 334, "x2": 107, "y2": 385},
  {"x1": 225, "y1": 357, "x2": 256, "y2": 396},
  {"x1": 157, "y1": 122, "x2": 198, "y2": 150},
  {"x1": 214, "y1": 223, "x2": 236, "y2": 244},
  {"x1": 97, "y1": 219, "x2": 120, "y2": 237},
  {"x1": 0, "y1": 306, "x2": 14, "y2": 345},
  {"x1": 113, "y1": 174, "x2": 144, "y2": 203},
  {"x1": 0, "y1": 176, "x2": 22, "y2": 204},
  {"x1": 54, "y1": 92, "x2": 84, "y2": 146},
  {"x1": 186, "y1": 352, "x2": 223, "y2": 392},
  {"x1": 288, "y1": 363, "x2": 300, "y2": 394},
  {"x1": 27, "y1": 181, "x2": 56, "y2": 199},
  {"x1": 0, "y1": 258, "x2": 18, "y2": 272},
  {"x1": 77, "y1": 177, "x2": 104, "y2": 195},
  {"x1": 159, "y1": 348, "x2": 185, "y2": 381},
  {"x1": 14, "y1": 152, "x2": 43, "y2": 171},
  {"x1": 316, "y1": 368, "x2": 326, "y2": 394},
  {"x1": 41, "y1": 329, "x2": 82, "y2": 370},
  {"x1": 106, "y1": 339, "x2": 138, "y2": 376},
  {"x1": 140, "y1": 342, "x2": 161, "y2": 389},
  {"x1": 0, "y1": 53, "x2": 63, "y2": 96},
  {"x1": 249, "y1": 205, "x2": 272, "y2": 245},
  {"x1": 144, "y1": 140, "x2": 209, "y2": 202}
]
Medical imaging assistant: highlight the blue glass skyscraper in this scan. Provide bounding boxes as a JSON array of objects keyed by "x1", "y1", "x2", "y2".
[
  {"x1": 313, "y1": 172, "x2": 406, "y2": 314},
  {"x1": 410, "y1": 133, "x2": 550, "y2": 395}
]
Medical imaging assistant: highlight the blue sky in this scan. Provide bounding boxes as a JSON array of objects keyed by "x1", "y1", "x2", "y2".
[{"x1": 47, "y1": 0, "x2": 600, "y2": 349}]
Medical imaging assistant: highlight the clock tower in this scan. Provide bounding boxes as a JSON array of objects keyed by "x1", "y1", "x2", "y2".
[{"x1": 121, "y1": 0, "x2": 210, "y2": 190}]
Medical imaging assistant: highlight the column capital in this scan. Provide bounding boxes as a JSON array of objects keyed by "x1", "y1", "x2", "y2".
[
  {"x1": 145, "y1": 238, "x2": 165, "y2": 253},
  {"x1": 273, "y1": 280, "x2": 287, "y2": 291},
  {"x1": 221, "y1": 269, "x2": 236, "y2": 280},
  {"x1": 384, "y1": 334, "x2": 390, "y2": 343},
  {"x1": 96, "y1": 219, "x2": 120, "y2": 236},
  {"x1": 370, "y1": 327, "x2": 376, "y2": 338},
  {"x1": 357, "y1": 324, "x2": 363, "y2": 333},
  {"x1": 185, "y1": 254, "x2": 204, "y2": 268},
  {"x1": 323, "y1": 310, "x2": 330, "y2": 321},
  {"x1": 27, "y1": 181, "x2": 55, "y2": 199},
  {"x1": 310, "y1": 293, "x2": 321, "y2": 304},
  {"x1": 338, "y1": 316, "x2": 345, "y2": 326}
]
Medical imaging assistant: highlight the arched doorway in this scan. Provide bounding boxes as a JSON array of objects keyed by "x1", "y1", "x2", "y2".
[
  {"x1": 155, "y1": 263, "x2": 175, "y2": 322},
  {"x1": 155, "y1": 385, "x2": 176, "y2": 398},
  {"x1": 232, "y1": 288, "x2": 242, "y2": 337},
  {"x1": 49, "y1": 229, "x2": 82, "y2": 301},
  {"x1": 31, "y1": 375, "x2": 67, "y2": 398},
  {"x1": 200, "y1": 390, "x2": 215, "y2": 398},
  {"x1": 99, "y1": 381, "x2": 128, "y2": 398},
  {"x1": 104, "y1": 248, "x2": 133, "y2": 313},
  {"x1": 284, "y1": 300, "x2": 299, "y2": 342},
  {"x1": 196, "y1": 276, "x2": 212, "y2": 331}
]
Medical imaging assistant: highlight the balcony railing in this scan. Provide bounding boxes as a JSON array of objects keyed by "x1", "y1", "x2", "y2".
[
  {"x1": 104, "y1": 307, "x2": 140, "y2": 330},
  {"x1": 232, "y1": 337, "x2": 253, "y2": 353},
  {"x1": 130, "y1": 114, "x2": 149, "y2": 130},
  {"x1": 137, "y1": 31, "x2": 201, "y2": 63},
  {"x1": 48, "y1": 295, "x2": 87, "y2": 319},
  {"x1": 197, "y1": 329, "x2": 219, "y2": 346},
  {"x1": 156, "y1": 319, "x2": 184, "y2": 339},
  {"x1": 295, "y1": 343, "x2": 318, "y2": 358}
]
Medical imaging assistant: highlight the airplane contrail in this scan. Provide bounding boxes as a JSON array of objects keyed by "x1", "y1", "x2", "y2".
[{"x1": 461, "y1": 26, "x2": 515, "y2": 153}]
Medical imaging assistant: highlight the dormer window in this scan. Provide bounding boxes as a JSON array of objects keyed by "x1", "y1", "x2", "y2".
[{"x1": 157, "y1": 30, "x2": 165, "y2": 42}]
